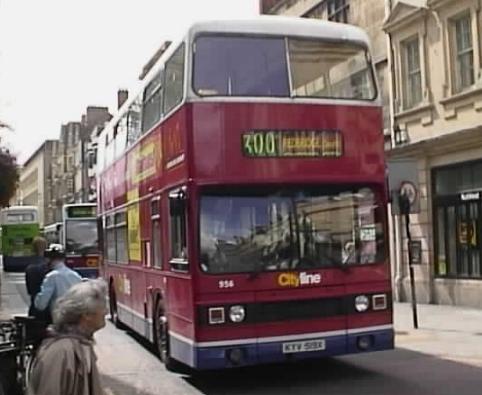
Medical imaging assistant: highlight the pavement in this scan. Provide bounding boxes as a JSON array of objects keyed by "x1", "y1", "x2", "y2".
[{"x1": 394, "y1": 302, "x2": 482, "y2": 367}]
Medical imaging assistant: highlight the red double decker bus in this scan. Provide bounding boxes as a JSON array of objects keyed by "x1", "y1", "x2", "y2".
[{"x1": 97, "y1": 16, "x2": 393, "y2": 371}]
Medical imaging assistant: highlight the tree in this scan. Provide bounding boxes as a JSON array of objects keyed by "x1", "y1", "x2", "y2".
[{"x1": 0, "y1": 121, "x2": 19, "y2": 208}]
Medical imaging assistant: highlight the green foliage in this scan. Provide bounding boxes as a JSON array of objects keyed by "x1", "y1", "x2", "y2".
[{"x1": 0, "y1": 147, "x2": 19, "y2": 208}]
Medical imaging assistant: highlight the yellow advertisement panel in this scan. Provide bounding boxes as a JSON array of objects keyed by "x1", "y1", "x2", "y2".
[{"x1": 127, "y1": 189, "x2": 141, "y2": 261}]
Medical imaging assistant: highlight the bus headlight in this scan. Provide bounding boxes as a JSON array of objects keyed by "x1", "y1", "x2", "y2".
[
  {"x1": 355, "y1": 295, "x2": 369, "y2": 312},
  {"x1": 229, "y1": 305, "x2": 246, "y2": 323}
]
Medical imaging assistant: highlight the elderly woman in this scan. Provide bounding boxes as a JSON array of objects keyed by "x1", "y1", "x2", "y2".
[{"x1": 28, "y1": 279, "x2": 107, "y2": 395}]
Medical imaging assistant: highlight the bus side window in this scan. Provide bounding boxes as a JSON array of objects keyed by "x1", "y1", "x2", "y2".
[
  {"x1": 115, "y1": 212, "x2": 128, "y2": 264},
  {"x1": 168, "y1": 187, "x2": 188, "y2": 272},
  {"x1": 97, "y1": 217, "x2": 104, "y2": 259},
  {"x1": 105, "y1": 215, "x2": 116, "y2": 263},
  {"x1": 151, "y1": 197, "x2": 162, "y2": 269}
]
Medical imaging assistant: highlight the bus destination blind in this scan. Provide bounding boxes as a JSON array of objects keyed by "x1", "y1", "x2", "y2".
[{"x1": 242, "y1": 130, "x2": 343, "y2": 158}]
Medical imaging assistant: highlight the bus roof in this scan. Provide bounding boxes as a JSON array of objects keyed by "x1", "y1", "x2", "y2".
[
  {"x1": 100, "y1": 16, "x2": 373, "y2": 135},
  {"x1": 63, "y1": 203, "x2": 96, "y2": 208},
  {"x1": 187, "y1": 16, "x2": 370, "y2": 46},
  {"x1": 1, "y1": 205, "x2": 38, "y2": 212},
  {"x1": 138, "y1": 16, "x2": 371, "y2": 89}
]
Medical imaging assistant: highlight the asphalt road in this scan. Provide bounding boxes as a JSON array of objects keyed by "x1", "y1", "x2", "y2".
[{"x1": 1, "y1": 264, "x2": 481, "y2": 395}]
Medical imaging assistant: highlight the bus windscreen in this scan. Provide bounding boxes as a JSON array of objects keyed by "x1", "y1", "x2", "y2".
[
  {"x1": 65, "y1": 219, "x2": 98, "y2": 255},
  {"x1": 199, "y1": 187, "x2": 385, "y2": 274},
  {"x1": 193, "y1": 35, "x2": 376, "y2": 100}
]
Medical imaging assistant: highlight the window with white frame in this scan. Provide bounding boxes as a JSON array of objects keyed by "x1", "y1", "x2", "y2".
[
  {"x1": 327, "y1": 0, "x2": 349, "y2": 23},
  {"x1": 451, "y1": 13, "x2": 474, "y2": 93},
  {"x1": 402, "y1": 37, "x2": 422, "y2": 109}
]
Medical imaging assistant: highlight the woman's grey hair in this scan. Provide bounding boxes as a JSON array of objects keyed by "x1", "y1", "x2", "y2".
[{"x1": 52, "y1": 279, "x2": 107, "y2": 332}]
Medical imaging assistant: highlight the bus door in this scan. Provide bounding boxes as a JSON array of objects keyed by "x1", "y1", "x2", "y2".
[{"x1": 163, "y1": 187, "x2": 196, "y2": 363}]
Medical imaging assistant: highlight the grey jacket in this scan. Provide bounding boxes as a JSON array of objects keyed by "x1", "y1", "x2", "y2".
[{"x1": 28, "y1": 333, "x2": 104, "y2": 395}]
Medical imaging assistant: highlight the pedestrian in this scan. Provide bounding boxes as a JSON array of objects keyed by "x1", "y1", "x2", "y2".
[
  {"x1": 25, "y1": 236, "x2": 50, "y2": 320},
  {"x1": 34, "y1": 244, "x2": 82, "y2": 321},
  {"x1": 28, "y1": 279, "x2": 107, "y2": 395}
]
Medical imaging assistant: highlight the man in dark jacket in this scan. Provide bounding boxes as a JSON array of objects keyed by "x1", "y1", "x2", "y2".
[{"x1": 25, "y1": 236, "x2": 50, "y2": 321}]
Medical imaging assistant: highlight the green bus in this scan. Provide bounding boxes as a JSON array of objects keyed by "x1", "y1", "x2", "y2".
[{"x1": 0, "y1": 206, "x2": 40, "y2": 272}]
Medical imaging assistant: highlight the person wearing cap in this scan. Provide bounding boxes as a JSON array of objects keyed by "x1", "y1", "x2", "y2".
[{"x1": 34, "y1": 244, "x2": 82, "y2": 320}]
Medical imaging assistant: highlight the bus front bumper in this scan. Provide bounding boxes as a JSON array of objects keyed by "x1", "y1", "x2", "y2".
[{"x1": 170, "y1": 326, "x2": 394, "y2": 370}]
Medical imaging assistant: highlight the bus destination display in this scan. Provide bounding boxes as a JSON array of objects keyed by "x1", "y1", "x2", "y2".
[
  {"x1": 242, "y1": 130, "x2": 343, "y2": 158},
  {"x1": 66, "y1": 206, "x2": 96, "y2": 218}
]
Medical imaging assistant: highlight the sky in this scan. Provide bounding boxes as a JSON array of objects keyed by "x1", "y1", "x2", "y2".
[{"x1": 0, "y1": 0, "x2": 260, "y2": 163}]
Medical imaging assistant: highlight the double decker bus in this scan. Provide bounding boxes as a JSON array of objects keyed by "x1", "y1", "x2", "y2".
[
  {"x1": 98, "y1": 17, "x2": 393, "y2": 371},
  {"x1": 62, "y1": 204, "x2": 99, "y2": 278},
  {"x1": 0, "y1": 206, "x2": 39, "y2": 272}
]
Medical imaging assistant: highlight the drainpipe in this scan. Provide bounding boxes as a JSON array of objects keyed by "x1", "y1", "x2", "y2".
[{"x1": 384, "y1": 0, "x2": 404, "y2": 301}]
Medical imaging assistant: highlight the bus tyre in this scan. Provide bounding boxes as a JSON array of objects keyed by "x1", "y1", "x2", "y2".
[
  {"x1": 109, "y1": 285, "x2": 122, "y2": 329},
  {"x1": 154, "y1": 301, "x2": 179, "y2": 372}
]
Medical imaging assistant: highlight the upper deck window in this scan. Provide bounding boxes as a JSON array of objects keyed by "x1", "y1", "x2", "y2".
[
  {"x1": 289, "y1": 39, "x2": 375, "y2": 100},
  {"x1": 163, "y1": 44, "x2": 185, "y2": 115},
  {"x1": 5, "y1": 213, "x2": 35, "y2": 223},
  {"x1": 193, "y1": 34, "x2": 376, "y2": 101},
  {"x1": 193, "y1": 35, "x2": 289, "y2": 97}
]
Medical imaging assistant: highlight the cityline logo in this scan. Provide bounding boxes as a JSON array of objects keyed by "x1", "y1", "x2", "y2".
[{"x1": 277, "y1": 272, "x2": 322, "y2": 287}]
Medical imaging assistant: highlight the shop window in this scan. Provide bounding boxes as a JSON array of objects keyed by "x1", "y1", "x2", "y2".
[{"x1": 433, "y1": 162, "x2": 482, "y2": 279}]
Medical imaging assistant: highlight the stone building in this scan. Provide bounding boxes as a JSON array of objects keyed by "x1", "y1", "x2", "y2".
[
  {"x1": 74, "y1": 106, "x2": 112, "y2": 203},
  {"x1": 384, "y1": 0, "x2": 482, "y2": 308},
  {"x1": 17, "y1": 140, "x2": 59, "y2": 227}
]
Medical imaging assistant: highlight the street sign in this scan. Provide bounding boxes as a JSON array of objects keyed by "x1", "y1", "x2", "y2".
[
  {"x1": 388, "y1": 159, "x2": 420, "y2": 215},
  {"x1": 400, "y1": 181, "x2": 417, "y2": 205}
]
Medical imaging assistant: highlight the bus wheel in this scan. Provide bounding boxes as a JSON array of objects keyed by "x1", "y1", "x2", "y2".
[
  {"x1": 109, "y1": 285, "x2": 122, "y2": 329},
  {"x1": 154, "y1": 301, "x2": 179, "y2": 372}
]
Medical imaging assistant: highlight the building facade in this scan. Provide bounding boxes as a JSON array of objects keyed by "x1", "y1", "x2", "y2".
[
  {"x1": 17, "y1": 140, "x2": 59, "y2": 227},
  {"x1": 384, "y1": 0, "x2": 482, "y2": 308},
  {"x1": 75, "y1": 106, "x2": 112, "y2": 203}
]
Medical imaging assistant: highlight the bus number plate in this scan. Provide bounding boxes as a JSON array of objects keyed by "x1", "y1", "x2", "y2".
[{"x1": 282, "y1": 339, "x2": 326, "y2": 354}]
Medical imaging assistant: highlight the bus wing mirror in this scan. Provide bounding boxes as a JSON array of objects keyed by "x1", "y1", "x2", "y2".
[
  {"x1": 170, "y1": 198, "x2": 185, "y2": 216},
  {"x1": 169, "y1": 187, "x2": 187, "y2": 216}
]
